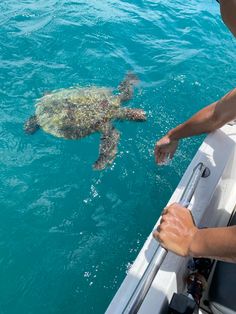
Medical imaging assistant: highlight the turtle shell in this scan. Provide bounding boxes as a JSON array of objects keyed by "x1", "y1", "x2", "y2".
[{"x1": 35, "y1": 87, "x2": 120, "y2": 139}]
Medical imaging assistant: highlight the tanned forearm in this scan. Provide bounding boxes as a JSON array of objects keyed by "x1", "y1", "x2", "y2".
[
  {"x1": 168, "y1": 88, "x2": 236, "y2": 141},
  {"x1": 190, "y1": 226, "x2": 236, "y2": 263},
  {"x1": 219, "y1": 0, "x2": 236, "y2": 37},
  {"x1": 168, "y1": 102, "x2": 218, "y2": 140}
]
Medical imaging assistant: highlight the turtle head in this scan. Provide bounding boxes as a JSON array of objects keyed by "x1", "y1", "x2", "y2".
[
  {"x1": 24, "y1": 115, "x2": 40, "y2": 134},
  {"x1": 126, "y1": 72, "x2": 140, "y2": 86}
]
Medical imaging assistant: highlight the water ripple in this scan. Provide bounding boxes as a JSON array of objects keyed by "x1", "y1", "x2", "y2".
[{"x1": 0, "y1": 1, "x2": 235, "y2": 313}]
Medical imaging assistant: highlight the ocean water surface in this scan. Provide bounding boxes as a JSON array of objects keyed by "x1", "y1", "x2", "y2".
[{"x1": 0, "y1": 0, "x2": 236, "y2": 313}]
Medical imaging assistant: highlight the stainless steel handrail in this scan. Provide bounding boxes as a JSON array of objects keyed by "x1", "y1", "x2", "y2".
[{"x1": 122, "y1": 162, "x2": 210, "y2": 314}]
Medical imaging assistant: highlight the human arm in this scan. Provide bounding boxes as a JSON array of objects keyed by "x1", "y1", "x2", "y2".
[
  {"x1": 219, "y1": 0, "x2": 236, "y2": 37},
  {"x1": 153, "y1": 203, "x2": 236, "y2": 263},
  {"x1": 155, "y1": 88, "x2": 236, "y2": 164}
]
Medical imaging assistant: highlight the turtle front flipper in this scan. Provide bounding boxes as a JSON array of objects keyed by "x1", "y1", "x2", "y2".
[
  {"x1": 118, "y1": 72, "x2": 139, "y2": 102},
  {"x1": 24, "y1": 115, "x2": 40, "y2": 134},
  {"x1": 116, "y1": 108, "x2": 147, "y2": 121},
  {"x1": 93, "y1": 123, "x2": 120, "y2": 170}
]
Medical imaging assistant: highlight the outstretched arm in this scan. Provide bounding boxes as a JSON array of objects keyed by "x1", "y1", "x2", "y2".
[{"x1": 155, "y1": 88, "x2": 236, "y2": 164}]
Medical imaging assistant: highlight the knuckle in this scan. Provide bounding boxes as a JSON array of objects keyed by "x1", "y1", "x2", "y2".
[
  {"x1": 153, "y1": 230, "x2": 158, "y2": 239},
  {"x1": 160, "y1": 215, "x2": 166, "y2": 223},
  {"x1": 159, "y1": 232, "x2": 166, "y2": 243},
  {"x1": 160, "y1": 221, "x2": 167, "y2": 230}
]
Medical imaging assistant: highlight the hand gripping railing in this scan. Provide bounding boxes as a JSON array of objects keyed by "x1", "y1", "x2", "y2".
[{"x1": 122, "y1": 162, "x2": 210, "y2": 314}]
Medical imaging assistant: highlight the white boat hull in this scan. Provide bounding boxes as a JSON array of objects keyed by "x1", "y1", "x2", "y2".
[{"x1": 106, "y1": 124, "x2": 236, "y2": 314}]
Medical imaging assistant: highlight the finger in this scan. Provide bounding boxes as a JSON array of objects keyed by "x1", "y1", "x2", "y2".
[
  {"x1": 155, "y1": 151, "x2": 160, "y2": 164},
  {"x1": 170, "y1": 203, "x2": 188, "y2": 215},
  {"x1": 155, "y1": 149, "x2": 163, "y2": 164},
  {"x1": 160, "y1": 152, "x2": 171, "y2": 165},
  {"x1": 154, "y1": 144, "x2": 160, "y2": 155},
  {"x1": 161, "y1": 207, "x2": 168, "y2": 215},
  {"x1": 158, "y1": 152, "x2": 167, "y2": 164},
  {"x1": 170, "y1": 150, "x2": 175, "y2": 159},
  {"x1": 153, "y1": 230, "x2": 167, "y2": 248},
  {"x1": 154, "y1": 143, "x2": 168, "y2": 163},
  {"x1": 159, "y1": 152, "x2": 165, "y2": 163},
  {"x1": 153, "y1": 229, "x2": 160, "y2": 240},
  {"x1": 156, "y1": 224, "x2": 161, "y2": 232},
  {"x1": 164, "y1": 153, "x2": 170, "y2": 164},
  {"x1": 160, "y1": 214, "x2": 169, "y2": 224},
  {"x1": 157, "y1": 155, "x2": 165, "y2": 164},
  {"x1": 154, "y1": 149, "x2": 159, "y2": 163},
  {"x1": 154, "y1": 143, "x2": 161, "y2": 155}
]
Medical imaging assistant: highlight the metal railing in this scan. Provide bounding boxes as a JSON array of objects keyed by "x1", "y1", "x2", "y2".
[{"x1": 122, "y1": 162, "x2": 210, "y2": 314}]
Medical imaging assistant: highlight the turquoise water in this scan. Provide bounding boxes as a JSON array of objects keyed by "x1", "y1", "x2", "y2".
[{"x1": 0, "y1": 1, "x2": 235, "y2": 313}]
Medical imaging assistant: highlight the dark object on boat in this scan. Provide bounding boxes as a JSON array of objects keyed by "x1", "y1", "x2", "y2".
[
  {"x1": 208, "y1": 211, "x2": 236, "y2": 314},
  {"x1": 168, "y1": 293, "x2": 197, "y2": 314},
  {"x1": 168, "y1": 257, "x2": 213, "y2": 314}
]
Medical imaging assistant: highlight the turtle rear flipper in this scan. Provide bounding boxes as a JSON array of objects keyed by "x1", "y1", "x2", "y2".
[
  {"x1": 93, "y1": 123, "x2": 120, "y2": 170},
  {"x1": 118, "y1": 72, "x2": 139, "y2": 102},
  {"x1": 24, "y1": 115, "x2": 40, "y2": 134}
]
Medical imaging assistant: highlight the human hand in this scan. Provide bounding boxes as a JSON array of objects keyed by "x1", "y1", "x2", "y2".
[
  {"x1": 154, "y1": 134, "x2": 179, "y2": 164},
  {"x1": 153, "y1": 203, "x2": 198, "y2": 257}
]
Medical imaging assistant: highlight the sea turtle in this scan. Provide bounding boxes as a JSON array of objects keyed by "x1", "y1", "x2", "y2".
[{"x1": 24, "y1": 73, "x2": 146, "y2": 170}]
